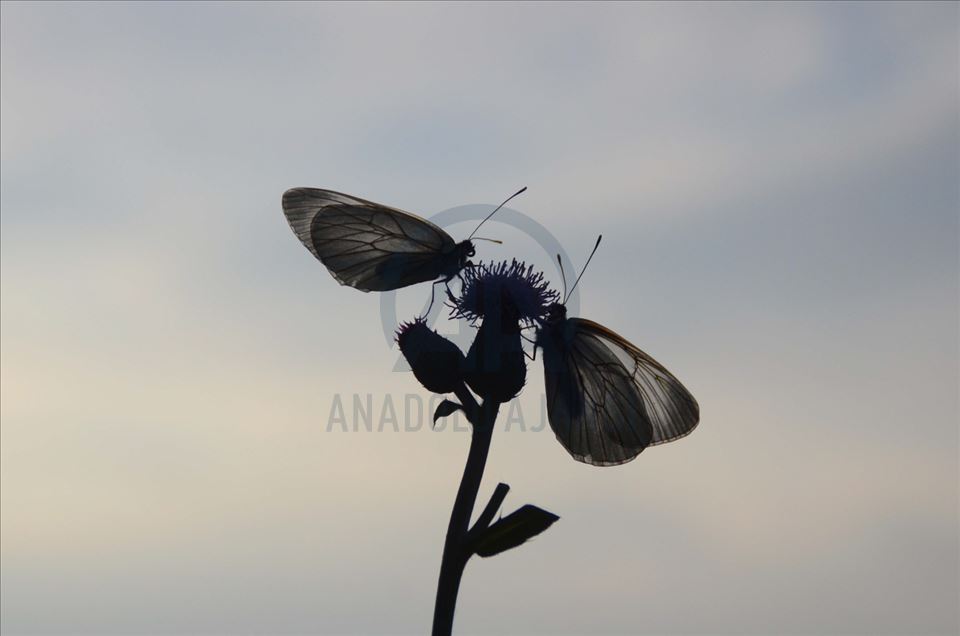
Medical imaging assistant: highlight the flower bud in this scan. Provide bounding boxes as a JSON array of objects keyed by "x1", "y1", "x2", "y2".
[{"x1": 397, "y1": 318, "x2": 466, "y2": 394}]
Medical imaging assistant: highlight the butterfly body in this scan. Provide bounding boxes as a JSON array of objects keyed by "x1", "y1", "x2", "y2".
[
  {"x1": 282, "y1": 188, "x2": 475, "y2": 292},
  {"x1": 434, "y1": 240, "x2": 476, "y2": 283},
  {"x1": 536, "y1": 302, "x2": 699, "y2": 467}
]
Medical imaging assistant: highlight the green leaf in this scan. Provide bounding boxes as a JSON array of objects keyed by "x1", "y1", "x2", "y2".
[
  {"x1": 433, "y1": 399, "x2": 463, "y2": 426},
  {"x1": 472, "y1": 504, "x2": 560, "y2": 558}
]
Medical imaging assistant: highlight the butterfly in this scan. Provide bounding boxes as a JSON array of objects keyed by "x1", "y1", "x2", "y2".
[
  {"x1": 535, "y1": 236, "x2": 700, "y2": 466},
  {"x1": 282, "y1": 187, "x2": 522, "y2": 294}
]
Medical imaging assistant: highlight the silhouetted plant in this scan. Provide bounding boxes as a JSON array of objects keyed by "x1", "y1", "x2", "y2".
[{"x1": 398, "y1": 260, "x2": 560, "y2": 635}]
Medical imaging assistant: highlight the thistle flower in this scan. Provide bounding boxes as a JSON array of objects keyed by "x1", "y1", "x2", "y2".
[
  {"x1": 451, "y1": 260, "x2": 558, "y2": 326},
  {"x1": 397, "y1": 318, "x2": 466, "y2": 394},
  {"x1": 451, "y1": 260, "x2": 559, "y2": 403}
]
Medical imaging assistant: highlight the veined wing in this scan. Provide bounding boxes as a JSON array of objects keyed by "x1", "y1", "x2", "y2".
[
  {"x1": 282, "y1": 188, "x2": 456, "y2": 291},
  {"x1": 574, "y1": 318, "x2": 700, "y2": 447},
  {"x1": 541, "y1": 320, "x2": 653, "y2": 466}
]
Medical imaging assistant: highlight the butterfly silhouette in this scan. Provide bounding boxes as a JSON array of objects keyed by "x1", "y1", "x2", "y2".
[
  {"x1": 535, "y1": 237, "x2": 700, "y2": 466},
  {"x1": 282, "y1": 188, "x2": 521, "y2": 294}
]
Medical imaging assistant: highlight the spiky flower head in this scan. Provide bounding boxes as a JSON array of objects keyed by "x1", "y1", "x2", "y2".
[
  {"x1": 396, "y1": 317, "x2": 466, "y2": 394},
  {"x1": 450, "y1": 260, "x2": 558, "y2": 326}
]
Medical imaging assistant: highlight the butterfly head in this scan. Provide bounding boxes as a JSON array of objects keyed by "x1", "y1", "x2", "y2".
[
  {"x1": 462, "y1": 240, "x2": 477, "y2": 260},
  {"x1": 544, "y1": 302, "x2": 567, "y2": 326},
  {"x1": 451, "y1": 240, "x2": 476, "y2": 269}
]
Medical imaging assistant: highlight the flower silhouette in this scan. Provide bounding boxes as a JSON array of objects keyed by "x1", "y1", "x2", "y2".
[
  {"x1": 396, "y1": 318, "x2": 466, "y2": 394},
  {"x1": 393, "y1": 259, "x2": 562, "y2": 633},
  {"x1": 444, "y1": 260, "x2": 558, "y2": 404},
  {"x1": 450, "y1": 259, "x2": 558, "y2": 326}
]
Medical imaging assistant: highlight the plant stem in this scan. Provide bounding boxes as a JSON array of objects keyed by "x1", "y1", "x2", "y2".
[{"x1": 432, "y1": 386, "x2": 499, "y2": 636}]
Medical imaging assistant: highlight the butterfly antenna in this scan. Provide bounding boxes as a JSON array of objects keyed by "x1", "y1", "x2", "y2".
[
  {"x1": 472, "y1": 237, "x2": 503, "y2": 244},
  {"x1": 467, "y1": 186, "x2": 527, "y2": 240},
  {"x1": 557, "y1": 253, "x2": 568, "y2": 302},
  {"x1": 564, "y1": 235, "x2": 602, "y2": 303}
]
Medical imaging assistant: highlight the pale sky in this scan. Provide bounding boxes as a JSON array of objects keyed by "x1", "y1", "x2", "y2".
[{"x1": 1, "y1": 2, "x2": 958, "y2": 635}]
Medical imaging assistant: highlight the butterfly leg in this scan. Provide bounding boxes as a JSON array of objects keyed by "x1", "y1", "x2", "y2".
[
  {"x1": 444, "y1": 280, "x2": 455, "y2": 304},
  {"x1": 520, "y1": 333, "x2": 539, "y2": 361},
  {"x1": 455, "y1": 262, "x2": 474, "y2": 287},
  {"x1": 423, "y1": 278, "x2": 451, "y2": 317},
  {"x1": 423, "y1": 280, "x2": 440, "y2": 317},
  {"x1": 444, "y1": 270, "x2": 465, "y2": 304}
]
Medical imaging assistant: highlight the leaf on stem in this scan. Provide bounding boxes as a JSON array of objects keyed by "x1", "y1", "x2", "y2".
[
  {"x1": 472, "y1": 504, "x2": 559, "y2": 557},
  {"x1": 433, "y1": 400, "x2": 463, "y2": 426}
]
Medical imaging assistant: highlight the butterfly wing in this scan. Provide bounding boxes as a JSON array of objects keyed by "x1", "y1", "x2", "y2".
[
  {"x1": 282, "y1": 188, "x2": 458, "y2": 292},
  {"x1": 540, "y1": 319, "x2": 654, "y2": 466},
  {"x1": 575, "y1": 319, "x2": 699, "y2": 446},
  {"x1": 540, "y1": 318, "x2": 699, "y2": 466}
]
